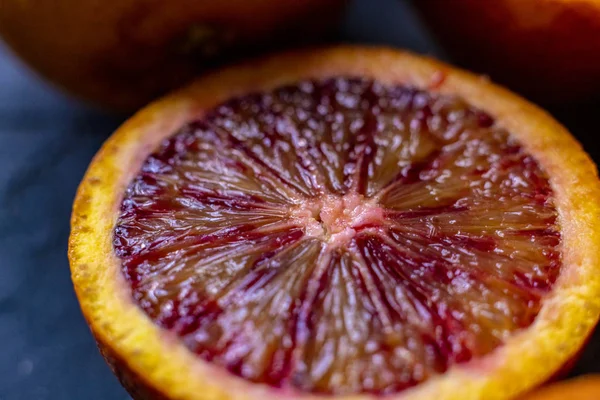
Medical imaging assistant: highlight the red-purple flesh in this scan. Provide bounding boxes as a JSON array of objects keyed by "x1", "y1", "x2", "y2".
[{"x1": 113, "y1": 78, "x2": 561, "y2": 396}]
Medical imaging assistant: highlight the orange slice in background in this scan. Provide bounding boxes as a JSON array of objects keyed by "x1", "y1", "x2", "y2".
[
  {"x1": 69, "y1": 46, "x2": 600, "y2": 400},
  {"x1": 520, "y1": 376, "x2": 600, "y2": 399}
]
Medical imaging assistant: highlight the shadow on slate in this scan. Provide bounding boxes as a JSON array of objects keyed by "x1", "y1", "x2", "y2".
[
  {"x1": 0, "y1": 0, "x2": 598, "y2": 399},
  {"x1": 0, "y1": 41, "x2": 128, "y2": 400}
]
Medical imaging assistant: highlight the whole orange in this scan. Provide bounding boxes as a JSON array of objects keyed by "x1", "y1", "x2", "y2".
[{"x1": 0, "y1": 0, "x2": 345, "y2": 111}]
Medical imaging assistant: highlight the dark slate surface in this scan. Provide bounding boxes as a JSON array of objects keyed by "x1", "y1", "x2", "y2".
[{"x1": 0, "y1": 0, "x2": 598, "y2": 399}]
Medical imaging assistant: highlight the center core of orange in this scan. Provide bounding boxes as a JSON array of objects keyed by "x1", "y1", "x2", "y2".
[{"x1": 293, "y1": 194, "x2": 384, "y2": 246}]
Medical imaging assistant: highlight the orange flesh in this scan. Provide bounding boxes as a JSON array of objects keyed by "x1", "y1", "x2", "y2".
[{"x1": 113, "y1": 78, "x2": 561, "y2": 395}]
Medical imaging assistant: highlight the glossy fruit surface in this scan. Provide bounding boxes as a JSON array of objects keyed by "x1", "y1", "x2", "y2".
[
  {"x1": 69, "y1": 46, "x2": 600, "y2": 400},
  {"x1": 0, "y1": 0, "x2": 344, "y2": 111},
  {"x1": 114, "y1": 78, "x2": 561, "y2": 395},
  {"x1": 416, "y1": 0, "x2": 600, "y2": 104}
]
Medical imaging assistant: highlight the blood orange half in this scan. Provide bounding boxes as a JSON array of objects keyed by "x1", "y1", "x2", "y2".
[{"x1": 69, "y1": 46, "x2": 600, "y2": 400}]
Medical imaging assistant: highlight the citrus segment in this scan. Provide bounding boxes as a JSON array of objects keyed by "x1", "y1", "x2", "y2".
[{"x1": 114, "y1": 78, "x2": 561, "y2": 395}]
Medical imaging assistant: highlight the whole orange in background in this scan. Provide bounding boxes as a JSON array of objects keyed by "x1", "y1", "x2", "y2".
[
  {"x1": 415, "y1": 0, "x2": 600, "y2": 104},
  {"x1": 0, "y1": 0, "x2": 345, "y2": 111}
]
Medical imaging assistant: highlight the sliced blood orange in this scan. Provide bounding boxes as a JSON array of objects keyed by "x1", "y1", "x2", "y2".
[
  {"x1": 519, "y1": 376, "x2": 600, "y2": 399},
  {"x1": 69, "y1": 46, "x2": 600, "y2": 400}
]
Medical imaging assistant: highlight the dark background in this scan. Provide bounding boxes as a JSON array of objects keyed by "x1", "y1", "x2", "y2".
[{"x1": 1, "y1": 1, "x2": 598, "y2": 399}]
